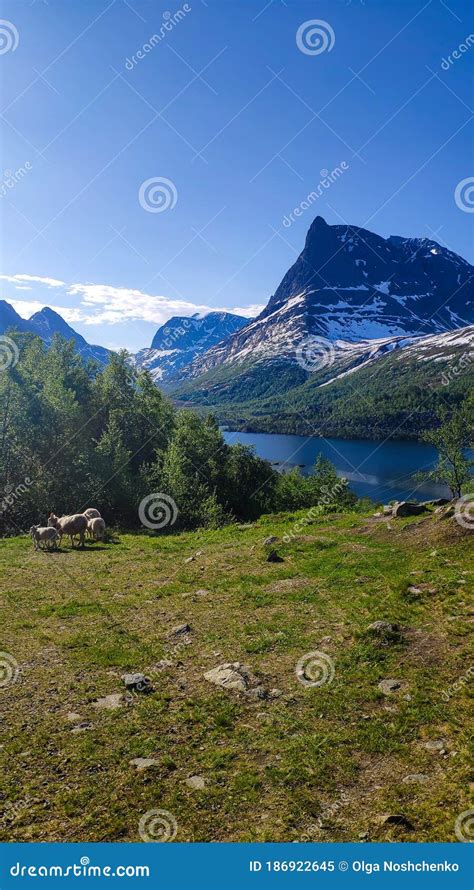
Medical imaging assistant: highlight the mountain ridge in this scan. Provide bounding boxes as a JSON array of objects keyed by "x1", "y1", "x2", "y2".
[{"x1": 0, "y1": 300, "x2": 110, "y2": 366}]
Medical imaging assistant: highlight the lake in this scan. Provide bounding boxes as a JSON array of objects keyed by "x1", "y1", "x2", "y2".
[{"x1": 223, "y1": 431, "x2": 454, "y2": 503}]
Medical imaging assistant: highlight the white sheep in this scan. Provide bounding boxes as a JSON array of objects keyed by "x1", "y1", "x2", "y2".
[
  {"x1": 87, "y1": 516, "x2": 106, "y2": 541},
  {"x1": 29, "y1": 525, "x2": 59, "y2": 551},
  {"x1": 83, "y1": 508, "x2": 101, "y2": 519},
  {"x1": 48, "y1": 513, "x2": 87, "y2": 548}
]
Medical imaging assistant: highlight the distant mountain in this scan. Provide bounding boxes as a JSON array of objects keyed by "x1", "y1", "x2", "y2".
[
  {"x1": 0, "y1": 301, "x2": 110, "y2": 366},
  {"x1": 166, "y1": 216, "x2": 474, "y2": 438},
  {"x1": 171, "y1": 325, "x2": 474, "y2": 440},
  {"x1": 177, "y1": 216, "x2": 473, "y2": 382},
  {"x1": 0, "y1": 300, "x2": 33, "y2": 335},
  {"x1": 132, "y1": 312, "x2": 249, "y2": 382}
]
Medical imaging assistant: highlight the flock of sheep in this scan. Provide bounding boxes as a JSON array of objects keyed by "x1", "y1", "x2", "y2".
[{"x1": 29, "y1": 508, "x2": 106, "y2": 551}]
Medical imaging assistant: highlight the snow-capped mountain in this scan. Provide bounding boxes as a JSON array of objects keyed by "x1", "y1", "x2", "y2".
[
  {"x1": 180, "y1": 216, "x2": 473, "y2": 379},
  {"x1": 0, "y1": 301, "x2": 110, "y2": 366},
  {"x1": 132, "y1": 312, "x2": 249, "y2": 382}
]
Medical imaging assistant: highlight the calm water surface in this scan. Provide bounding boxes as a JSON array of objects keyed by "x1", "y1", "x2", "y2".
[{"x1": 223, "y1": 431, "x2": 456, "y2": 503}]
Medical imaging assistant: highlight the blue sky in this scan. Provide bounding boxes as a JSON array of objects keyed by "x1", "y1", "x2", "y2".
[{"x1": 1, "y1": 0, "x2": 472, "y2": 351}]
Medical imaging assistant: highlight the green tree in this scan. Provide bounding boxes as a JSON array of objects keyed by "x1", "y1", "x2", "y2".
[{"x1": 420, "y1": 403, "x2": 473, "y2": 498}]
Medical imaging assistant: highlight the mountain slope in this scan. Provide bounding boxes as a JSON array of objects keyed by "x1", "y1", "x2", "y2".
[
  {"x1": 166, "y1": 216, "x2": 473, "y2": 438},
  {"x1": 0, "y1": 301, "x2": 110, "y2": 366},
  {"x1": 177, "y1": 216, "x2": 473, "y2": 381},
  {"x1": 172, "y1": 326, "x2": 474, "y2": 440},
  {"x1": 132, "y1": 311, "x2": 249, "y2": 382}
]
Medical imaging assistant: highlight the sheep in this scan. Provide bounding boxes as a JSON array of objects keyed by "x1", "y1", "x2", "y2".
[
  {"x1": 83, "y1": 508, "x2": 101, "y2": 519},
  {"x1": 29, "y1": 525, "x2": 59, "y2": 551},
  {"x1": 87, "y1": 516, "x2": 106, "y2": 541},
  {"x1": 48, "y1": 513, "x2": 87, "y2": 548}
]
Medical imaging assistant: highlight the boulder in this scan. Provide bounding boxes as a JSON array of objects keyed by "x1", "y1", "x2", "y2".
[
  {"x1": 121, "y1": 672, "x2": 153, "y2": 694},
  {"x1": 185, "y1": 775, "x2": 206, "y2": 790},
  {"x1": 92, "y1": 693, "x2": 123, "y2": 710},
  {"x1": 172, "y1": 623, "x2": 191, "y2": 636},
  {"x1": 378, "y1": 678, "x2": 402, "y2": 694},
  {"x1": 204, "y1": 662, "x2": 254, "y2": 693},
  {"x1": 392, "y1": 501, "x2": 428, "y2": 518},
  {"x1": 130, "y1": 757, "x2": 159, "y2": 771},
  {"x1": 403, "y1": 774, "x2": 430, "y2": 784}
]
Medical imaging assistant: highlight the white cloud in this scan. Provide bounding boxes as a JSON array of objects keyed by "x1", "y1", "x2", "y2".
[
  {"x1": 67, "y1": 282, "x2": 262, "y2": 325},
  {"x1": 10, "y1": 300, "x2": 87, "y2": 324},
  {"x1": 0, "y1": 274, "x2": 65, "y2": 287},
  {"x1": 3, "y1": 273, "x2": 263, "y2": 333}
]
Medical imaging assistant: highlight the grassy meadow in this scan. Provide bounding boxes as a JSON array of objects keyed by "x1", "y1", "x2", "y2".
[{"x1": 0, "y1": 508, "x2": 472, "y2": 843}]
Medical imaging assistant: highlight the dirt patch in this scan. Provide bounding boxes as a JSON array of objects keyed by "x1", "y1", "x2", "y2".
[
  {"x1": 403, "y1": 627, "x2": 447, "y2": 666},
  {"x1": 265, "y1": 577, "x2": 314, "y2": 593}
]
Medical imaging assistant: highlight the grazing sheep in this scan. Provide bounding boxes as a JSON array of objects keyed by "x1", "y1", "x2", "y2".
[
  {"x1": 48, "y1": 513, "x2": 87, "y2": 548},
  {"x1": 83, "y1": 508, "x2": 101, "y2": 519},
  {"x1": 29, "y1": 525, "x2": 59, "y2": 551},
  {"x1": 87, "y1": 516, "x2": 106, "y2": 541}
]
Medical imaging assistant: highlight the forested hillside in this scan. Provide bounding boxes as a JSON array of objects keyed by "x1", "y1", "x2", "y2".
[{"x1": 0, "y1": 332, "x2": 356, "y2": 533}]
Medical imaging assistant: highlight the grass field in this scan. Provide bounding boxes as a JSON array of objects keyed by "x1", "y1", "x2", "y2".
[{"x1": 0, "y1": 508, "x2": 472, "y2": 843}]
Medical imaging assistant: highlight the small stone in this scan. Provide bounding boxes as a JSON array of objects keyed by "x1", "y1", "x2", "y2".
[
  {"x1": 379, "y1": 814, "x2": 414, "y2": 830},
  {"x1": 92, "y1": 693, "x2": 123, "y2": 710},
  {"x1": 184, "y1": 556, "x2": 195, "y2": 564},
  {"x1": 71, "y1": 722, "x2": 92, "y2": 734},
  {"x1": 204, "y1": 662, "x2": 254, "y2": 692},
  {"x1": 378, "y1": 678, "x2": 402, "y2": 695},
  {"x1": 121, "y1": 673, "x2": 153, "y2": 694},
  {"x1": 403, "y1": 774, "x2": 430, "y2": 784},
  {"x1": 269, "y1": 688, "x2": 283, "y2": 698},
  {"x1": 367, "y1": 620, "x2": 400, "y2": 637},
  {"x1": 185, "y1": 775, "x2": 206, "y2": 790},
  {"x1": 130, "y1": 757, "x2": 159, "y2": 771},
  {"x1": 66, "y1": 712, "x2": 82, "y2": 723},
  {"x1": 407, "y1": 585, "x2": 422, "y2": 595},
  {"x1": 172, "y1": 623, "x2": 191, "y2": 636},
  {"x1": 266, "y1": 550, "x2": 284, "y2": 563},
  {"x1": 263, "y1": 536, "x2": 278, "y2": 545},
  {"x1": 424, "y1": 739, "x2": 446, "y2": 751},
  {"x1": 246, "y1": 685, "x2": 268, "y2": 701},
  {"x1": 358, "y1": 831, "x2": 369, "y2": 839},
  {"x1": 156, "y1": 659, "x2": 173, "y2": 670}
]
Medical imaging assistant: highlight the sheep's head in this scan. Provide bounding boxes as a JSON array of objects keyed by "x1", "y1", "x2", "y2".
[
  {"x1": 48, "y1": 513, "x2": 59, "y2": 528},
  {"x1": 29, "y1": 525, "x2": 38, "y2": 536}
]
